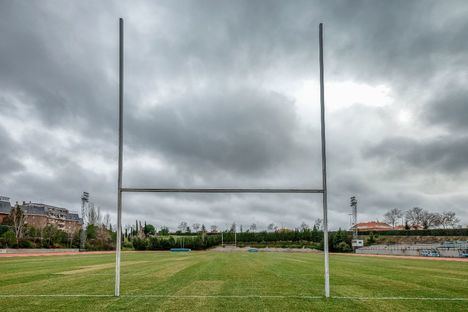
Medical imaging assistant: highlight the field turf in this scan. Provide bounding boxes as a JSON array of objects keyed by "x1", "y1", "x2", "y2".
[{"x1": 0, "y1": 251, "x2": 467, "y2": 311}]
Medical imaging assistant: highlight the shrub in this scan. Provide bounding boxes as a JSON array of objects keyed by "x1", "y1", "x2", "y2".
[
  {"x1": 366, "y1": 232, "x2": 377, "y2": 245},
  {"x1": 336, "y1": 241, "x2": 351, "y2": 252},
  {"x1": 123, "y1": 240, "x2": 133, "y2": 250},
  {"x1": 1, "y1": 230, "x2": 16, "y2": 247},
  {"x1": 0, "y1": 225, "x2": 10, "y2": 236},
  {"x1": 18, "y1": 240, "x2": 33, "y2": 248},
  {"x1": 132, "y1": 237, "x2": 148, "y2": 250}
]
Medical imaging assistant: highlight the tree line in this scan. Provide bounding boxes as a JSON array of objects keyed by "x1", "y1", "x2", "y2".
[
  {"x1": 2, "y1": 203, "x2": 464, "y2": 251},
  {"x1": 121, "y1": 219, "x2": 354, "y2": 252},
  {"x1": 383, "y1": 207, "x2": 460, "y2": 229}
]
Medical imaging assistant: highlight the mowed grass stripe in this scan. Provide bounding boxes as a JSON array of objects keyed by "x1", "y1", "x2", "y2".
[
  {"x1": 259, "y1": 253, "x2": 324, "y2": 296},
  {"x1": 330, "y1": 255, "x2": 468, "y2": 298},
  {"x1": 1, "y1": 251, "x2": 467, "y2": 311},
  {"x1": 121, "y1": 252, "x2": 210, "y2": 295}
]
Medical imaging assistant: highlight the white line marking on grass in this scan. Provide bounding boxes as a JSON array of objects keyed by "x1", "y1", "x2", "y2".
[
  {"x1": 0, "y1": 294, "x2": 466, "y2": 301},
  {"x1": 334, "y1": 296, "x2": 468, "y2": 301},
  {"x1": 0, "y1": 294, "x2": 114, "y2": 298},
  {"x1": 124, "y1": 295, "x2": 324, "y2": 299}
]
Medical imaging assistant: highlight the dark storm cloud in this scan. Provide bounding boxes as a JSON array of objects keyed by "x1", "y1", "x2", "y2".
[
  {"x1": 0, "y1": 126, "x2": 23, "y2": 174},
  {"x1": 126, "y1": 89, "x2": 310, "y2": 176},
  {"x1": 424, "y1": 82, "x2": 468, "y2": 131},
  {"x1": 365, "y1": 135, "x2": 468, "y2": 174},
  {"x1": 0, "y1": 1, "x2": 118, "y2": 133},
  {"x1": 1, "y1": 0, "x2": 467, "y2": 228},
  {"x1": 322, "y1": 0, "x2": 468, "y2": 87}
]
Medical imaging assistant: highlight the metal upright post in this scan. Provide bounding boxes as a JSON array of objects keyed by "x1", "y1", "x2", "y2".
[
  {"x1": 115, "y1": 17, "x2": 124, "y2": 297},
  {"x1": 319, "y1": 23, "x2": 330, "y2": 298}
]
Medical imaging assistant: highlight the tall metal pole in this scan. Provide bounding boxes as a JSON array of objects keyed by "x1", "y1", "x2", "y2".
[
  {"x1": 351, "y1": 196, "x2": 358, "y2": 240},
  {"x1": 115, "y1": 17, "x2": 124, "y2": 297},
  {"x1": 80, "y1": 192, "x2": 89, "y2": 251},
  {"x1": 80, "y1": 197, "x2": 85, "y2": 250},
  {"x1": 319, "y1": 23, "x2": 330, "y2": 298},
  {"x1": 234, "y1": 223, "x2": 237, "y2": 246}
]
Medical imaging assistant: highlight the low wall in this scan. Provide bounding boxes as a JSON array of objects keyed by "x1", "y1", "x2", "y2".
[
  {"x1": 0, "y1": 248, "x2": 79, "y2": 254},
  {"x1": 356, "y1": 243, "x2": 465, "y2": 258},
  {"x1": 359, "y1": 235, "x2": 468, "y2": 245}
]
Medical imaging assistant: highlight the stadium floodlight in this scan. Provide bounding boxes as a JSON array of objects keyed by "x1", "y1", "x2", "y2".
[
  {"x1": 115, "y1": 18, "x2": 330, "y2": 298},
  {"x1": 80, "y1": 191, "x2": 90, "y2": 251}
]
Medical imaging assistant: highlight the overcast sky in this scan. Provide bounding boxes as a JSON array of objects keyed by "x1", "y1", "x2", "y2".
[{"x1": 1, "y1": 0, "x2": 467, "y2": 231}]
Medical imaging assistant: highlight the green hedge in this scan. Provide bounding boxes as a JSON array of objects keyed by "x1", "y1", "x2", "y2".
[
  {"x1": 219, "y1": 229, "x2": 323, "y2": 244},
  {"x1": 132, "y1": 235, "x2": 221, "y2": 251},
  {"x1": 236, "y1": 241, "x2": 320, "y2": 249}
]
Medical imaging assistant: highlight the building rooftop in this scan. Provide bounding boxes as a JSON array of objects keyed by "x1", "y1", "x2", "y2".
[
  {"x1": 20, "y1": 202, "x2": 81, "y2": 223},
  {"x1": 351, "y1": 221, "x2": 393, "y2": 231},
  {"x1": 0, "y1": 196, "x2": 11, "y2": 214}
]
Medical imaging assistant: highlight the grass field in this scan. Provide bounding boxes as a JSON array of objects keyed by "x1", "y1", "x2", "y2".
[{"x1": 0, "y1": 251, "x2": 467, "y2": 311}]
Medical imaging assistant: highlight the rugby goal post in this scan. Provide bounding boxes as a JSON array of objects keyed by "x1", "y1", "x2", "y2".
[{"x1": 114, "y1": 18, "x2": 330, "y2": 298}]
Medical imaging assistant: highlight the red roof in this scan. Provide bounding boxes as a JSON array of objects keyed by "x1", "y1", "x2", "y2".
[{"x1": 351, "y1": 221, "x2": 392, "y2": 231}]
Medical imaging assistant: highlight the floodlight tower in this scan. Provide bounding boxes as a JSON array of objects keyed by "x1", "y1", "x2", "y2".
[
  {"x1": 80, "y1": 191, "x2": 89, "y2": 250},
  {"x1": 350, "y1": 196, "x2": 358, "y2": 239}
]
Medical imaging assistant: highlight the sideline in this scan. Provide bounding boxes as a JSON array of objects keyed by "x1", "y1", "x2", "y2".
[
  {"x1": 0, "y1": 294, "x2": 466, "y2": 301},
  {"x1": 0, "y1": 251, "x2": 115, "y2": 258}
]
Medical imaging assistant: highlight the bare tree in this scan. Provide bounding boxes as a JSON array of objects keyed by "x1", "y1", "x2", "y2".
[
  {"x1": 123, "y1": 224, "x2": 132, "y2": 238},
  {"x1": 300, "y1": 222, "x2": 309, "y2": 231},
  {"x1": 405, "y1": 207, "x2": 424, "y2": 229},
  {"x1": 10, "y1": 205, "x2": 26, "y2": 244},
  {"x1": 420, "y1": 211, "x2": 441, "y2": 229},
  {"x1": 314, "y1": 218, "x2": 323, "y2": 230},
  {"x1": 87, "y1": 203, "x2": 101, "y2": 226},
  {"x1": 103, "y1": 213, "x2": 111, "y2": 230},
  {"x1": 267, "y1": 223, "x2": 276, "y2": 232},
  {"x1": 138, "y1": 220, "x2": 145, "y2": 238},
  {"x1": 249, "y1": 223, "x2": 257, "y2": 232},
  {"x1": 192, "y1": 223, "x2": 201, "y2": 233},
  {"x1": 384, "y1": 208, "x2": 402, "y2": 228},
  {"x1": 178, "y1": 221, "x2": 188, "y2": 232},
  {"x1": 440, "y1": 211, "x2": 460, "y2": 229},
  {"x1": 210, "y1": 225, "x2": 218, "y2": 233},
  {"x1": 230, "y1": 222, "x2": 236, "y2": 233}
]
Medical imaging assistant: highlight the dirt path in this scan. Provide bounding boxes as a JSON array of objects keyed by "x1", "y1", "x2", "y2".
[
  {"x1": 2, "y1": 249, "x2": 466, "y2": 262},
  {"x1": 0, "y1": 250, "x2": 115, "y2": 258}
]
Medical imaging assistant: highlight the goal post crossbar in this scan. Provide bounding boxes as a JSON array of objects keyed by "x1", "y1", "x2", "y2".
[
  {"x1": 120, "y1": 188, "x2": 324, "y2": 193},
  {"x1": 115, "y1": 18, "x2": 330, "y2": 298}
]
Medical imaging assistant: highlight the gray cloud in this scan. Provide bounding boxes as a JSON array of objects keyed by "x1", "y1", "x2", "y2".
[
  {"x1": 365, "y1": 135, "x2": 468, "y2": 174},
  {"x1": 0, "y1": 126, "x2": 24, "y2": 174},
  {"x1": 425, "y1": 82, "x2": 468, "y2": 131},
  {"x1": 126, "y1": 88, "x2": 311, "y2": 178}
]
